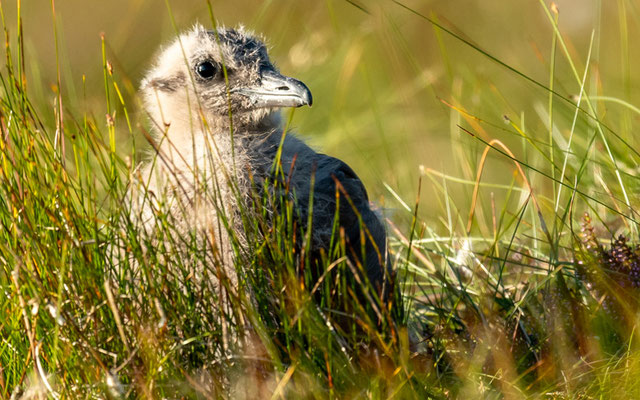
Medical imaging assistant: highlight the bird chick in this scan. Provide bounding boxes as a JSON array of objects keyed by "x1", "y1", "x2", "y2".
[{"x1": 130, "y1": 25, "x2": 392, "y2": 320}]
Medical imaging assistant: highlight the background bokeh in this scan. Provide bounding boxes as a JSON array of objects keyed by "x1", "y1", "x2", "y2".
[{"x1": 2, "y1": 0, "x2": 638, "y2": 229}]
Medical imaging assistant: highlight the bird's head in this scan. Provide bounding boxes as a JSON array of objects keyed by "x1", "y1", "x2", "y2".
[{"x1": 141, "y1": 24, "x2": 312, "y2": 133}]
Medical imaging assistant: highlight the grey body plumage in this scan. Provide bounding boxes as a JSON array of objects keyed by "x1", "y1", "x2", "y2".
[{"x1": 132, "y1": 24, "x2": 392, "y2": 314}]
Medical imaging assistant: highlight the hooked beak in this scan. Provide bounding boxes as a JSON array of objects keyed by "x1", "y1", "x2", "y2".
[{"x1": 233, "y1": 69, "x2": 313, "y2": 109}]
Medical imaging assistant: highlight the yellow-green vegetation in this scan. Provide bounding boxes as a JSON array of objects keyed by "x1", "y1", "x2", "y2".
[{"x1": 2, "y1": 0, "x2": 640, "y2": 398}]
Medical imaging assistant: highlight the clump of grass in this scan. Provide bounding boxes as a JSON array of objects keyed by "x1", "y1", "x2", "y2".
[
  {"x1": 1, "y1": 3, "x2": 416, "y2": 399},
  {"x1": 386, "y1": 1, "x2": 640, "y2": 397}
]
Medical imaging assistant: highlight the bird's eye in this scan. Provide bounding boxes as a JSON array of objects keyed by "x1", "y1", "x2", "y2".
[{"x1": 196, "y1": 61, "x2": 217, "y2": 79}]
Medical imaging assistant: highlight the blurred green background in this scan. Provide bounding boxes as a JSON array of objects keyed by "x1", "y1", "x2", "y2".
[{"x1": 2, "y1": 0, "x2": 638, "y2": 229}]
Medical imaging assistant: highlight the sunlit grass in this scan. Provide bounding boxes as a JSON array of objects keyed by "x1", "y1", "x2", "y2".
[{"x1": 2, "y1": 0, "x2": 640, "y2": 398}]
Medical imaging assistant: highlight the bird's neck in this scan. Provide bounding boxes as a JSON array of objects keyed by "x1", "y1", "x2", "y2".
[
  {"x1": 234, "y1": 110, "x2": 283, "y2": 135},
  {"x1": 155, "y1": 110, "x2": 284, "y2": 175}
]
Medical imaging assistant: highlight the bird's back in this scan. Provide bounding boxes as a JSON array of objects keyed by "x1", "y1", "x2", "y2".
[{"x1": 244, "y1": 131, "x2": 393, "y2": 308}]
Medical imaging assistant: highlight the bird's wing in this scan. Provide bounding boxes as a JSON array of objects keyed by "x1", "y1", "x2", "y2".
[
  {"x1": 314, "y1": 154, "x2": 370, "y2": 205},
  {"x1": 305, "y1": 155, "x2": 387, "y2": 288}
]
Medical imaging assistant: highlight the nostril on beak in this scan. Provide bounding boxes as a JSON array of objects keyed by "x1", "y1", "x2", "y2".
[{"x1": 276, "y1": 86, "x2": 289, "y2": 91}]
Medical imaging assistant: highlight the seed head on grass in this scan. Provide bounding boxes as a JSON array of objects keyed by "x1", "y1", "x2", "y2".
[{"x1": 576, "y1": 213, "x2": 640, "y2": 329}]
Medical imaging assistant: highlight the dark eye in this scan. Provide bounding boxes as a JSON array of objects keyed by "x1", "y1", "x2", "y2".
[{"x1": 196, "y1": 61, "x2": 217, "y2": 79}]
